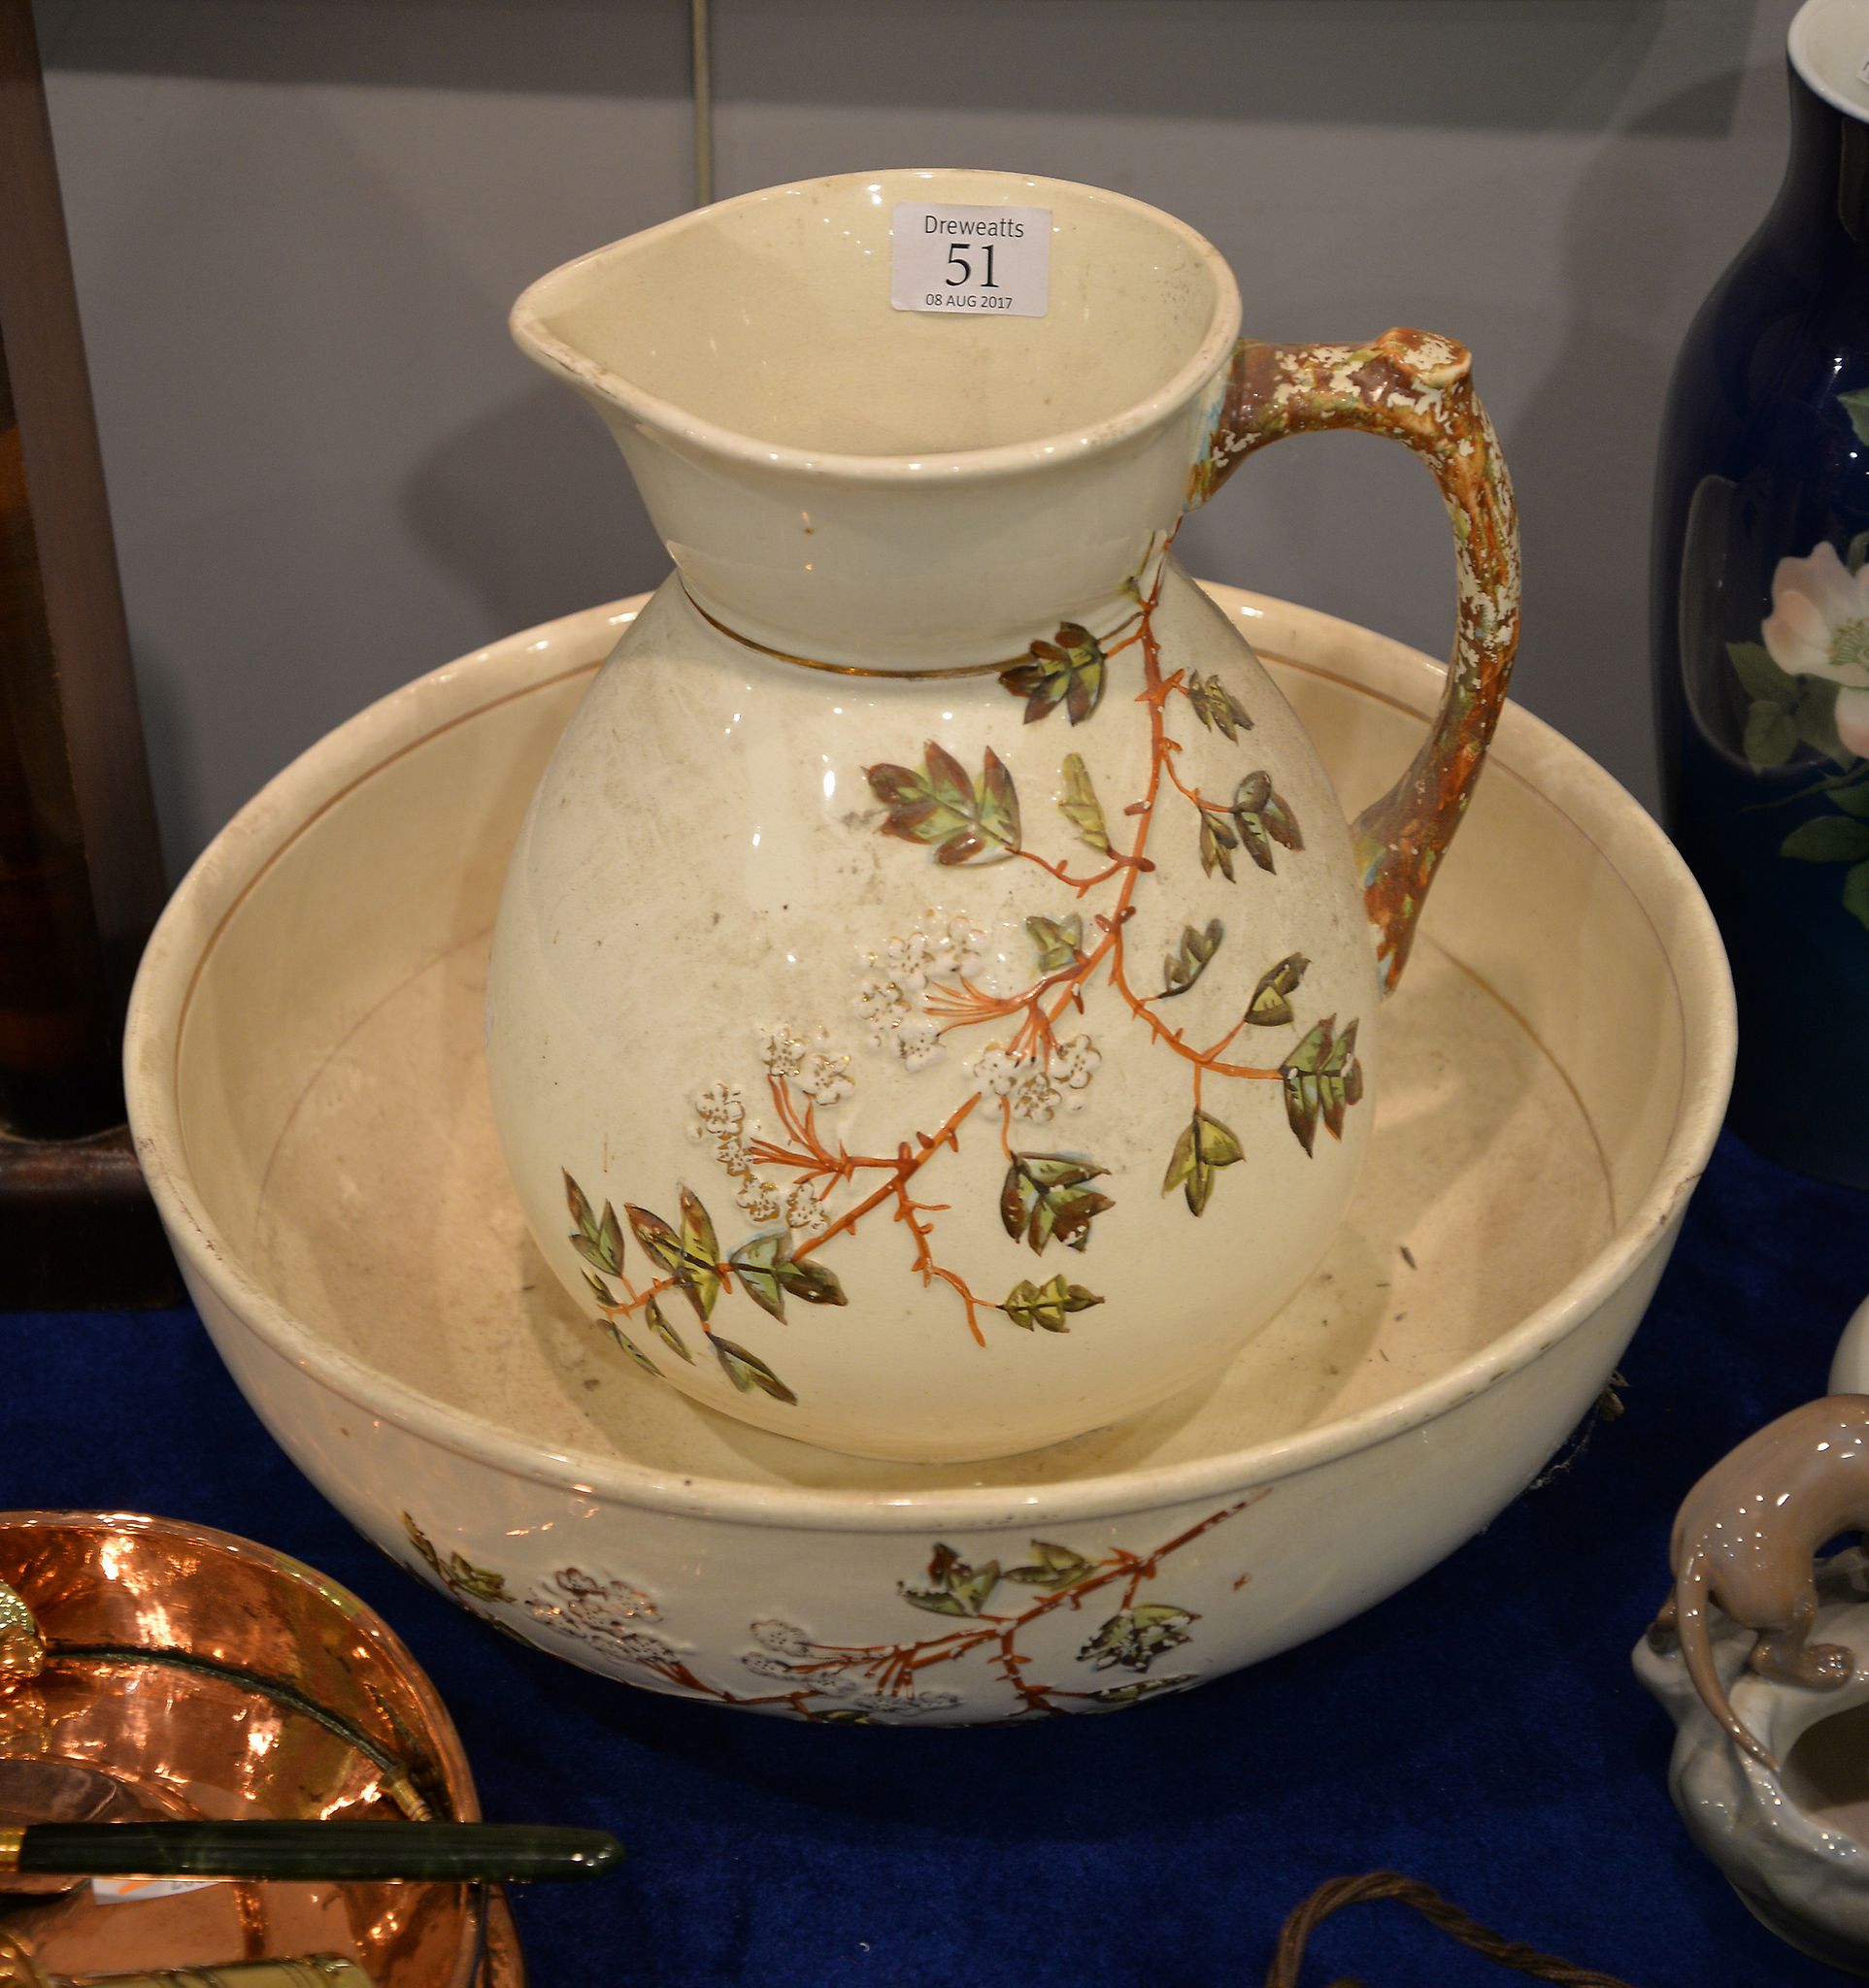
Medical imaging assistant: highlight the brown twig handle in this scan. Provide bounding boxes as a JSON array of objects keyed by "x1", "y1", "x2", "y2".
[
  {"x1": 1269, "y1": 1872, "x2": 1639, "y2": 1987},
  {"x1": 1190, "y1": 329, "x2": 1521, "y2": 991}
]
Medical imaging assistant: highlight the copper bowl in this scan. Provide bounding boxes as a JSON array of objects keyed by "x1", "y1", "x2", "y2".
[{"x1": 0, "y1": 1513, "x2": 522, "y2": 1985}]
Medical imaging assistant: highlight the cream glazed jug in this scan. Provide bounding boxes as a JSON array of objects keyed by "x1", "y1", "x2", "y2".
[{"x1": 486, "y1": 169, "x2": 1519, "y2": 1463}]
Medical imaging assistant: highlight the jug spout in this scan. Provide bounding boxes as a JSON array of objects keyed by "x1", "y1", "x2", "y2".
[{"x1": 511, "y1": 169, "x2": 1241, "y2": 672}]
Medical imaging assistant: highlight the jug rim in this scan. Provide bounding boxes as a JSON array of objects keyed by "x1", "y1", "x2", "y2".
[{"x1": 509, "y1": 166, "x2": 1244, "y2": 485}]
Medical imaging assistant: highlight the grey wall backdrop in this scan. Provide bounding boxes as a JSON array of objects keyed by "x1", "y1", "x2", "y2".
[{"x1": 32, "y1": 0, "x2": 1802, "y2": 872}]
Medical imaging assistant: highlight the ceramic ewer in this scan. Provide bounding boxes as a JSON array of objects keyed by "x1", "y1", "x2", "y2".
[
  {"x1": 1653, "y1": 0, "x2": 1869, "y2": 1186},
  {"x1": 1639, "y1": 1396, "x2": 1869, "y2": 1973},
  {"x1": 485, "y1": 168, "x2": 1520, "y2": 1462}
]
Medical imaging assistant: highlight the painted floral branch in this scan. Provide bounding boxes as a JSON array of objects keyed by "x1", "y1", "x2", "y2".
[
  {"x1": 404, "y1": 1493, "x2": 1267, "y2": 1723},
  {"x1": 610, "y1": 1489, "x2": 1263, "y2": 1721},
  {"x1": 560, "y1": 542, "x2": 1365, "y2": 1405},
  {"x1": 1731, "y1": 537, "x2": 1869, "y2": 932}
]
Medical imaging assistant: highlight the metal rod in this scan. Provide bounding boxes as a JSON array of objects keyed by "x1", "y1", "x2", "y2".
[
  {"x1": 690, "y1": 0, "x2": 714, "y2": 207},
  {"x1": 5, "y1": 1822, "x2": 624, "y2": 1884}
]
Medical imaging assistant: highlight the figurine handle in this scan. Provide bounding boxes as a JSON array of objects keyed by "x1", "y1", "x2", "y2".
[{"x1": 1190, "y1": 328, "x2": 1521, "y2": 990}]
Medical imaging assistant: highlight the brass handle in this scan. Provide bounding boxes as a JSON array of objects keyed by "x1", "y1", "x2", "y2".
[
  {"x1": 0, "y1": 1580, "x2": 45, "y2": 1690},
  {"x1": 1191, "y1": 328, "x2": 1521, "y2": 990},
  {"x1": 0, "y1": 1935, "x2": 370, "y2": 1987}
]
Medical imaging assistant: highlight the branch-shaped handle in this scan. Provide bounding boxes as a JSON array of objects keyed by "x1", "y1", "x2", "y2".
[{"x1": 1191, "y1": 328, "x2": 1521, "y2": 990}]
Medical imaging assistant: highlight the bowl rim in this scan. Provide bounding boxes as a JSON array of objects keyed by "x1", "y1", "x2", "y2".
[{"x1": 125, "y1": 584, "x2": 1737, "y2": 1532}]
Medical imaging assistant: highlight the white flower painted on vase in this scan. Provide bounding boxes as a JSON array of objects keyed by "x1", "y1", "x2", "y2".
[
  {"x1": 736, "y1": 1176, "x2": 783, "y2": 1221},
  {"x1": 1048, "y1": 1033, "x2": 1101, "y2": 1111},
  {"x1": 975, "y1": 1043, "x2": 1065, "y2": 1123},
  {"x1": 798, "y1": 1050, "x2": 855, "y2": 1107},
  {"x1": 784, "y1": 1181, "x2": 829, "y2": 1235},
  {"x1": 1763, "y1": 540, "x2": 1869, "y2": 756},
  {"x1": 854, "y1": 976, "x2": 913, "y2": 1044},
  {"x1": 895, "y1": 1017, "x2": 941, "y2": 1071},
  {"x1": 525, "y1": 1567, "x2": 682, "y2": 1668},
  {"x1": 691, "y1": 1081, "x2": 745, "y2": 1133},
  {"x1": 690, "y1": 1027, "x2": 858, "y2": 1223},
  {"x1": 757, "y1": 1023, "x2": 807, "y2": 1077},
  {"x1": 697, "y1": 1128, "x2": 751, "y2": 1176},
  {"x1": 852, "y1": 913, "x2": 989, "y2": 1069}
]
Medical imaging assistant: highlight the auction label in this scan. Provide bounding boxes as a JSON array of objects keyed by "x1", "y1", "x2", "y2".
[{"x1": 891, "y1": 203, "x2": 1051, "y2": 317}]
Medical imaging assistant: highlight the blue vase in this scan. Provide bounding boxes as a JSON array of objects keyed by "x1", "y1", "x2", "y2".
[{"x1": 1653, "y1": 0, "x2": 1869, "y2": 1187}]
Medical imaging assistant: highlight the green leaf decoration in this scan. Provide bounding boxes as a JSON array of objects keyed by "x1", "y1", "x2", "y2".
[
  {"x1": 1002, "y1": 1540, "x2": 1096, "y2": 1590},
  {"x1": 867, "y1": 742, "x2": 1022, "y2": 865},
  {"x1": 1185, "y1": 670, "x2": 1253, "y2": 740},
  {"x1": 1832, "y1": 781, "x2": 1869, "y2": 817},
  {"x1": 403, "y1": 1514, "x2": 512, "y2": 1606},
  {"x1": 563, "y1": 1170, "x2": 624, "y2": 1276},
  {"x1": 1000, "y1": 622, "x2": 1107, "y2": 724},
  {"x1": 1079, "y1": 1602, "x2": 1196, "y2": 1673},
  {"x1": 901, "y1": 1543, "x2": 1000, "y2": 1617},
  {"x1": 448, "y1": 1554, "x2": 511, "y2": 1605},
  {"x1": 1232, "y1": 772, "x2": 1304, "y2": 874},
  {"x1": 1000, "y1": 1274, "x2": 1104, "y2": 1334},
  {"x1": 1160, "y1": 918, "x2": 1224, "y2": 998},
  {"x1": 712, "y1": 1334, "x2": 798, "y2": 1406},
  {"x1": 1744, "y1": 701, "x2": 1798, "y2": 767},
  {"x1": 1781, "y1": 816, "x2": 1869, "y2": 864},
  {"x1": 1085, "y1": 1673, "x2": 1195, "y2": 1707},
  {"x1": 729, "y1": 1233, "x2": 788, "y2": 1321},
  {"x1": 626, "y1": 1191, "x2": 723, "y2": 1321},
  {"x1": 1057, "y1": 751, "x2": 1112, "y2": 853},
  {"x1": 1841, "y1": 386, "x2": 1869, "y2": 447},
  {"x1": 1247, "y1": 951, "x2": 1311, "y2": 1026},
  {"x1": 898, "y1": 1587, "x2": 973, "y2": 1618},
  {"x1": 1846, "y1": 859, "x2": 1869, "y2": 932},
  {"x1": 1199, "y1": 811, "x2": 1238, "y2": 881},
  {"x1": 1794, "y1": 678, "x2": 1855, "y2": 766},
  {"x1": 1730, "y1": 639, "x2": 1857, "y2": 768},
  {"x1": 779, "y1": 1253, "x2": 846, "y2": 1308},
  {"x1": 604, "y1": 1321, "x2": 661, "y2": 1377},
  {"x1": 999, "y1": 1151, "x2": 1116, "y2": 1255},
  {"x1": 1728, "y1": 640, "x2": 1794, "y2": 707},
  {"x1": 728, "y1": 1231, "x2": 850, "y2": 1322},
  {"x1": 582, "y1": 1268, "x2": 615, "y2": 1306},
  {"x1": 1027, "y1": 912, "x2": 1085, "y2": 975},
  {"x1": 644, "y1": 1295, "x2": 693, "y2": 1363},
  {"x1": 1281, "y1": 1016, "x2": 1365, "y2": 1156},
  {"x1": 1161, "y1": 1110, "x2": 1245, "y2": 1215}
]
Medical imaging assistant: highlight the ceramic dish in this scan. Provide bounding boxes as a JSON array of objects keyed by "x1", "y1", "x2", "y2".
[
  {"x1": 124, "y1": 585, "x2": 1735, "y2": 1724},
  {"x1": 1828, "y1": 1294, "x2": 1869, "y2": 1393},
  {"x1": 0, "y1": 1512, "x2": 521, "y2": 1982},
  {"x1": 1637, "y1": 1544, "x2": 1869, "y2": 1976}
]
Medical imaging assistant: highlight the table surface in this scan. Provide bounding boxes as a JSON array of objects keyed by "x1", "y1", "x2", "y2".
[{"x1": 7, "y1": 1128, "x2": 1868, "y2": 1988}]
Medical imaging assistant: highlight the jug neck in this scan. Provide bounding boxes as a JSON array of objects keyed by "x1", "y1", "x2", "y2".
[
  {"x1": 511, "y1": 170, "x2": 1243, "y2": 671},
  {"x1": 597, "y1": 388, "x2": 1227, "y2": 673},
  {"x1": 1781, "y1": 0, "x2": 1869, "y2": 254}
]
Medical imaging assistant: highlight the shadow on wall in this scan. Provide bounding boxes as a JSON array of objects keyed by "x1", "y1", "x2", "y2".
[
  {"x1": 39, "y1": 0, "x2": 1744, "y2": 135},
  {"x1": 1503, "y1": 59, "x2": 1783, "y2": 803},
  {"x1": 124, "y1": 633, "x2": 204, "y2": 876},
  {"x1": 75, "y1": 70, "x2": 679, "y2": 863}
]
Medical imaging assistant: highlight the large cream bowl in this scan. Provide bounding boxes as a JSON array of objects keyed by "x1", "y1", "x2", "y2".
[{"x1": 123, "y1": 585, "x2": 1734, "y2": 1726}]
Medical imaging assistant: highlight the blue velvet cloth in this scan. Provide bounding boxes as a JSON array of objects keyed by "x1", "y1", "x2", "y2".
[{"x1": 6, "y1": 1129, "x2": 1869, "y2": 1986}]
